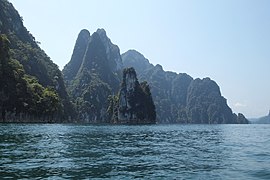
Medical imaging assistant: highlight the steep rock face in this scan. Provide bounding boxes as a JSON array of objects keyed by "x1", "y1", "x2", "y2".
[
  {"x1": 0, "y1": 0, "x2": 74, "y2": 122},
  {"x1": 63, "y1": 29, "x2": 122, "y2": 93},
  {"x1": 122, "y1": 50, "x2": 248, "y2": 124},
  {"x1": 77, "y1": 32, "x2": 119, "y2": 91},
  {"x1": 62, "y1": 29, "x2": 90, "y2": 84},
  {"x1": 96, "y1": 29, "x2": 123, "y2": 72},
  {"x1": 185, "y1": 78, "x2": 235, "y2": 124},
  {"x1": 62, "y1": 29, "x2": 123, "y2": 122},
  {"x1": 118, "y1": 68, "x2": 138, "y2": 121},
  {"x1": 116, "y1": 68, "x2": 156, "y2": 124}
]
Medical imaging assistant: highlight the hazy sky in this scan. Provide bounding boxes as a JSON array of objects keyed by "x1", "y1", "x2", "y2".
[{"x1": 9, "y1": 0, "x2": 270, "y2": 118}]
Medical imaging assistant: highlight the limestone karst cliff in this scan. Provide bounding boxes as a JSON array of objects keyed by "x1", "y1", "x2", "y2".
[
  {"x1": 63, "y1": 29, "x2": 248, "y2": 124},
  {"x1": 108, "y1": 68, "x2": 156, "y2": 124},
  {"x1": 62, "y1": 29, "x2": 122, "y2": 122},
  {"x1": 122, "y1": 50, "x2": 249, "y2": 124}
]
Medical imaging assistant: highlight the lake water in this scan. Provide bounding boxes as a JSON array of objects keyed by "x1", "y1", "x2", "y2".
[{"x1": 0, "y1": 124, "x2": 270, "y2": 179}]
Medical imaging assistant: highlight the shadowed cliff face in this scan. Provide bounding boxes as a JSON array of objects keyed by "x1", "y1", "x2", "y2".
[
  {"x1": 118, "y1": 68, "x2": 139, "y2": 121},
  {"x1": 185, "y1": 78, "x2": 235, "y2": 124},
  {"x1": 117, "y1": 68, "x2": 156, "y2": 124}
]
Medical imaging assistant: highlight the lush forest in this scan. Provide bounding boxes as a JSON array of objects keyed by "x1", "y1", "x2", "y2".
[{"x1": 0, "y1": 0, "x2": 75, "y2": 122}]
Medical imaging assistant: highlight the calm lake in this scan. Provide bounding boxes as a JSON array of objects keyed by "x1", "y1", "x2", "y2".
[{"x1": 0, "y1": 124, "x2": 270, "y2": 179}]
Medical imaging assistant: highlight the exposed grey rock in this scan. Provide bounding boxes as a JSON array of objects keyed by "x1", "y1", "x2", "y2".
[
  {"x1": 118, "y1": 68, "x2": 139, "y2": 122},
  {"x1": 62, "y1": 29, "x2": 90, "y2": 83},
  {"x1": 96, "y1": 28, "x2": 123, "y2": 71},
  {"x1": 117, "y1": 68, "x2": 156, "y2": 124}
]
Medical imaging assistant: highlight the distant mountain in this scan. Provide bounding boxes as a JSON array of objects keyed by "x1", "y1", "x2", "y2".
[
  {"x1": 0, "y1": 0, "x2": 74, "y2": 122},
  {"x1": 122, "y1": 50, "x2": 248, "y2": 124},
  {"x1": 250, "y1": 111, "x2": 270, "y2": 124}
]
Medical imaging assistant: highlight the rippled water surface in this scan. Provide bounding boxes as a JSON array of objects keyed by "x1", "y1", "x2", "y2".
[{"x1": 0, "y1": 124, "x2": 270, "y2": 179}]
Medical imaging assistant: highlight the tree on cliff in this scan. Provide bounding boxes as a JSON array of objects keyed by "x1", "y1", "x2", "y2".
[
  {"x1": 0, "y1": 34, "x2": 60, "y2": 122},
  {"x1": 0, "y1": 0, "x2": 74, "y2": 122}
]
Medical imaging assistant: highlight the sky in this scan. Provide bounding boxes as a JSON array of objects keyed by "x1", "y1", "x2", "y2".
[{"x1": 9, "y1": 0, "x2": 270, "y2": 118}]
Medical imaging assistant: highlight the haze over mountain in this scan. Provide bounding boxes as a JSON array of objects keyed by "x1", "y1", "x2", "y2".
[{"x1": 250, "y1": 111, "x2": 270, "y2": 124}]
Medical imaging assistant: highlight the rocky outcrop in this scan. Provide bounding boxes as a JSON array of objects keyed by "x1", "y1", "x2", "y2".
[
  {"x1": 236, "y1": 113, "x2": 249, "y2": 124},
  {"x1": 122, "y1": 50, "x2": 248, "y2": 124},
  {"x1": 118, "y1": 68, "x2": 139, "y2": 121},
  {"x1": 110, "y1": 68, "x2": 156, "y2": 124}
]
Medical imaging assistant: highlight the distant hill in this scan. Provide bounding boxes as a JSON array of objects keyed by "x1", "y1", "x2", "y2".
[{"x1": 250, "y1": 111, "x2": 270, "y2": 124}]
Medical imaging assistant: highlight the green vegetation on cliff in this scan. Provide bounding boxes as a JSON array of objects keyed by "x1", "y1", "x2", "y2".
[
  {"x1": 0, "y1": 34, "x2": 61, "y2": 121},
  {"x1": 108, "y1": 68, "x2": 156, "y2": 124},
  {"x1": 0, "y1": 0, "x2": 74, "y2": 122}
]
